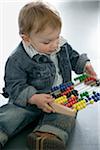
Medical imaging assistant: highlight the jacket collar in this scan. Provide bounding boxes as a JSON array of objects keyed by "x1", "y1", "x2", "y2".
[{"x1": 22, "y1": 36, "x2": 67, "y2": 58}]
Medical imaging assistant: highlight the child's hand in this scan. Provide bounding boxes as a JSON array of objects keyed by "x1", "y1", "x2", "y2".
[
  {"x1": 84, "y1": 61, "x2": 97, "y2": 79},
  {"x1": 28, "y1": 94, "x2": 55, "y2": 113}
]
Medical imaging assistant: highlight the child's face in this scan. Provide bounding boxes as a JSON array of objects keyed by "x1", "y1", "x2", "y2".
[{"x1": 29, "y1": 27, "x2": 61, "y2": 54}]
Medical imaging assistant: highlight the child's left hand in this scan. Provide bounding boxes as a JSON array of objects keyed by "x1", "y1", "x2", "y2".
[{"x1": 84, "y1": 61, "x2": 97, "y2": 79}]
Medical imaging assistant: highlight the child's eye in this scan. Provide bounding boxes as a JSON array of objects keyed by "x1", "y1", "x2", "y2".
[{"x1": 43, "y1": 42, "x2": 50, "y2": 44}]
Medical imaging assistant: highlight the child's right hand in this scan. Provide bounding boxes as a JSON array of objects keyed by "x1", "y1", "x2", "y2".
[{"x1": 28, "y1": 94, "x2": 55, "y2": 113}]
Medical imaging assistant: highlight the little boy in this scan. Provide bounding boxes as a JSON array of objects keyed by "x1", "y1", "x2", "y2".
[{"x1": 0, "y1": 1, "x2": 97, "y2": 150}]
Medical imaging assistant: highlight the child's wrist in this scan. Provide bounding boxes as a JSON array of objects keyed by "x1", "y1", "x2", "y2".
[
  {"x1": 84, "y1": 61, "x2": 91, "y2": 72},
  {"x1": 28, "y1": 94, "x2": 36, "y2": 105}
]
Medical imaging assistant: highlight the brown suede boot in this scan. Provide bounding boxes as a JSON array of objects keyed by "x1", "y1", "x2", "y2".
[{"x1": 27, "y1": 131, "x2": 66, "y2": 150}]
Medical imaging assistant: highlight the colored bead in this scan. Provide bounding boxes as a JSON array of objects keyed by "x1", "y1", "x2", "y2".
[
  {"x1": 51, "y1": 74, "x2": 100, "y2": 114},
  {"x1": 89, "y1": 99, "x2": 94, "y2": 104}
]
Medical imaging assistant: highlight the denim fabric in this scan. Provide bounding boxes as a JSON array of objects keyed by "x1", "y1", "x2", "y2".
[
  {"x1": 0, "y1": 103, "x2": 76, "y2": 146},
  {"x1": 0, "y1": 103, "x2": 42, "y2": 145},
  {"x1": 34, "y1": 124, "x2": 69, "y2": 145},
  {"x1": 0, "y1": 130, "x2": 8, "y2": 146},
  {"x1": 0, "y1": 40, "x2": 89, "y2": 146},
  {"x1": 0, "y1": 103, "x2": 76, "y2": 145},
  {"x1": 3, "y1": 42, "x2": 89, "y2": 107},
  {"x1": 34, "y1": 113, "x2": 76, "y2": 145},
  {"x1": 41, "y1": 113, "x2": 76, "y2": 134}
]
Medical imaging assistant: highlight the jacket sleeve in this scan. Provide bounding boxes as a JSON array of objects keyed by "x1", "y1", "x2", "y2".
[
  {"x1": 3, "y1": 57, "x2": 37, "y2": 107},
  {"x1": 66, "y1": 43, "x2": 90, "y2": 74}
]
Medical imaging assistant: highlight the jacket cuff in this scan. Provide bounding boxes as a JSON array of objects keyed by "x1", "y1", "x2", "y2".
[
  {"x1": 14, "y1": 86, "x2": 37, "y2": 107},
  {"x1": 75, "y1": 53, "x2": 90, "y2": 74}
]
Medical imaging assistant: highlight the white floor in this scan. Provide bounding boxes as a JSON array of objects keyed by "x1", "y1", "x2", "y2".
[{"x1": 67, "y1": 102, "x2": 100, "y2": 150}]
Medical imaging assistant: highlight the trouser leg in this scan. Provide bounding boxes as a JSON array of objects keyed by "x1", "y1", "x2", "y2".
[
  {"x1": 0, "y1": 103, "x2": 42, "y2": 146},
  {"x1": 34, "y1": 113, "x2": 76, "y2": 145}
]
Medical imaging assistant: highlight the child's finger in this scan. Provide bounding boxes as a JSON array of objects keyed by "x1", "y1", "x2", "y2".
[{"x1": 44, "y1": 103, "x2": 55, "y2": 113}]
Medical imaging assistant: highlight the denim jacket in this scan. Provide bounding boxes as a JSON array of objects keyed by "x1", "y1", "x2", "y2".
[{"x1": 3, "y1": 41, "x2": 89, "y2": 107}]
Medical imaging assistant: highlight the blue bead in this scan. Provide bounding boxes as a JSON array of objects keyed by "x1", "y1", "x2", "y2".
[
  {"x1": 97, "y1": 93, "x2": 100, "y2": 96},
  {"x1": 91, "y1": 95, "x2": 95, "y2": 99},
  {"x1": 94, "y1": 97, "x2": 98, "y2": 102},
  {"x1": 88, "y1": 97, "x2": 91, "y2": 100},
  {"x1": 97, "y1": 96, "x2": 100, "y2": 100},
  {"x1": 96, "y1": 96, "x2": 100, "y2": 100}
]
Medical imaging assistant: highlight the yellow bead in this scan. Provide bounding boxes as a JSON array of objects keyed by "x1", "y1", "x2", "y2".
[
  {"x1": 77, "y1": 105, "x2": 81, "y2": 110},
  {"x1": 72, "y1": 108, "x2": 77, "y2": 112},
  {"x1": 90, "y1": 99, "x2": 94, "y2": 104},
  {"x1": 82, "y1": 99, "x2": 86, "y2": 103},
  {"x1": 82, "y1": 104, "x2": 86, "y2": 108}
]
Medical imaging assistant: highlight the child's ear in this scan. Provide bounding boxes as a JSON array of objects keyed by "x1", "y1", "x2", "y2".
[{"x1": 20, "y1": 34, "x2": 30, "y2": 43}]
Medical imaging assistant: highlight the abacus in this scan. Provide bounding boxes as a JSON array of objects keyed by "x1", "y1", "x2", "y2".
[{"x1": 50, "y1": 74, "x2": 100, "y2": 116}]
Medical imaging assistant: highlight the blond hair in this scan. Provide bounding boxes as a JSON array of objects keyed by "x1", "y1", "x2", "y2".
[{"x1": 18, "y1": 1, "x2": 62, "y2": 35}]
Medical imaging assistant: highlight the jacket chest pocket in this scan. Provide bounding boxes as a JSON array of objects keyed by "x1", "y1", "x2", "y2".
[
  {"x1": 29, "y1": 66, "x2": 49, "y2": 79},
  {"x1": 27, "y1": 66, "x2": 55, "y2": 90}
]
